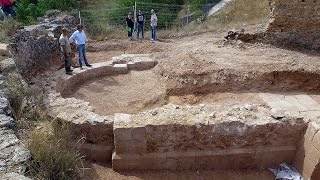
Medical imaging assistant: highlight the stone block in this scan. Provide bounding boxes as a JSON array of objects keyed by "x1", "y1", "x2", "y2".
[
  {"x1": 0, "y1": 58, "x2": 16, "y2": 73},
  {"x1": 255, "y1": 149, "x2": 296, "y2": 169},
  {"x1": 0, "y1": 43, "x2": 8, "y2": 56},
  {"x1": 132, "y1": 127, "x2": 146, "y2": 141},
  {"x1": 114, "y1": 128, "x2": 132, "y2": 142},
  {"x1": 112, "y1": 64, "x2": 128, "y2": 74},
  {"x1": 90, "y1": 144, "x2": 114, "y2": 162},
  {"x1": 80, "y1": 143, "x2": 114, "y2": 162},
  {"x1": 112, "y1": 152, "x2": 167, "y2": 171},
  {"x1": 114, "y1": 141, "x2": 131, "y2": 154},
  {"x1": 312, "y1": 129, "x2": 320, "y2": 151},
  {"x1": 305, "y1": 122, "x2": 320, "y2": 143},
  {"x1": 302, "y1": 156, "x2": 316, "y2": 180},
  {"x1": 127, "y1": 60, "x2": 157, "y2": 71},
  {"x1": 194, "y1": 152, "x2": 256, "y2": 170},
  {"x1": 304, "y1": 144, "x2": 320, "y2": 165}
]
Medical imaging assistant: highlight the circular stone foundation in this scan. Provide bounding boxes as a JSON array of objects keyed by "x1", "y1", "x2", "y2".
[{"x1": 45, "y1": 54, "x2": 320, "y2": 178}]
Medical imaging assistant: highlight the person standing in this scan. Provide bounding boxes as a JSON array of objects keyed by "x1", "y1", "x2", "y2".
[
  {"x1": 126, "y1": 12, "x2": 134, "y2": 40},
  {"x1": 0, "y1": 0, "x2": 16, "y2": 22},
  {"x1": 150, "y1": 9, "x2": 158, "y2": 42},
  {"x1": 69, "y1": 24, "x2": 92, "y2": 70},
  {"x1": 136, "y1": 10, "x2": 145, "y2": 39},
  {"x1": 59, "y1": 28, "x2": 73, "y2": 75}
]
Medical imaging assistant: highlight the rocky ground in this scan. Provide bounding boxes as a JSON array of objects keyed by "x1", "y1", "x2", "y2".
[{"x1": 0, "y1": 73, "x2": 30, "y2": 179}]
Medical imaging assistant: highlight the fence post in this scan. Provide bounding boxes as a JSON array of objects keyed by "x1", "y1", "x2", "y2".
[
  {"x1": 78, "y1": 10, "x2": 82, "y2": 25},
  {"x1": 187, "y1": 5, "x2": 190, "y2": 24},
  {"x1": 134, "y1": 2, "x2": 137, "y2": 32}
]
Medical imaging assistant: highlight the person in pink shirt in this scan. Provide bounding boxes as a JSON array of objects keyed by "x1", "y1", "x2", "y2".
[{"x1": 0, "y1": 0, "x2": 16, "y2": 22}]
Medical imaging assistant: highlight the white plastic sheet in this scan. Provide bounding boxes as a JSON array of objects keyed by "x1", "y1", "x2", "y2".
[{"x1": 270, "y1": 163, "x2": 303, "y2": 180}]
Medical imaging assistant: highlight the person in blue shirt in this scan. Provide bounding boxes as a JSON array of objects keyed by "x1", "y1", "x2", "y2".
[{"x1": 69, "y1": 24, "x2": 92, "y2": 70}]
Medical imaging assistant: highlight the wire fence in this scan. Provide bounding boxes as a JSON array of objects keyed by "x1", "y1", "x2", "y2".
[
  {"x1": 78, "y1": 1, "x2": 271, "y2": 38},
  {"x1": 79, "y1": 1, "x2": 221, "y2": 37}
]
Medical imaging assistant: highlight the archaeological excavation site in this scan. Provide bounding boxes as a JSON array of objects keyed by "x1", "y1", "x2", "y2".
[{"x1": 1, "y1": 0, "x2": 320, "y2": 179}]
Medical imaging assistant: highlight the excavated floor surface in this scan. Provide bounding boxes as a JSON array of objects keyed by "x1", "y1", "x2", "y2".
[{"x1": 66, "y1": 70, "x2": 167, "y2": 115}]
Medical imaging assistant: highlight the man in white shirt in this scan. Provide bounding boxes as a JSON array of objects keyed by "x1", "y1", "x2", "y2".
[
  {"x1": 150, "y1": 9, "x2": 158, "y2": 42},
  {"x1": 69, "y1": 24, "x2": 92, "y2": 70}
]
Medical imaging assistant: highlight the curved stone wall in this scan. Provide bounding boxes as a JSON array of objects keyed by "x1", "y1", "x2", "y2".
[{"x1": 46, "y1": 54, "x2": 157, "y2": 162}]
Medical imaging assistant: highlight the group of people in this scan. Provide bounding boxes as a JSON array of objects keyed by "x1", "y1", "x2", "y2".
[
  {"x1": 0, "y1": 0, "x2": 16, "y2": 22},
  {"x1": 59, "y1": 24, "x2": 92, "y2": 75},
  {"x1": 126, "y1": 9, "x2": 158, "y2": 42}
]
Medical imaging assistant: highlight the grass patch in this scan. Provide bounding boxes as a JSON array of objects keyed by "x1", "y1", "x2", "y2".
[
  {"x1": 206, "y1": 0, "x2": 271, "y2": 29},
  {"x1": 6, "y1": 72, "x2": 84, "y2": 180},
  {"x1": 26, "y1": 120, "x2": 84, "y2": 180},
  {"x1": 0, "y1": 20, "x2": 22, "y2": 43},
  {"x1": 6, "y1": 73, "x2": 46, "y2": 129}
]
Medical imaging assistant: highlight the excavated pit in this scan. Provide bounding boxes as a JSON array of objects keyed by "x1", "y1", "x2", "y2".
[{"x1": 46, "y1": 54, "x2": 320, "y2": 179}]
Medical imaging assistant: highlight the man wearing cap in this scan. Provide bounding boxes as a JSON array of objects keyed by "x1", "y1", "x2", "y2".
[
  {"x1": 69, "y1": 24, "x2": 92, "y2": 70},
  {"x1": 59, "y1": 28, "x2": 73, "y2": 75}
]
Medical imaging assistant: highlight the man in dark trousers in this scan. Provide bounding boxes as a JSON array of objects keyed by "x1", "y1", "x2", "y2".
[
  {"x1": 136, "y1": 10, "x2": 145, "y2": 39},
  {"x1": 126, "y1": 12, "x2": 134, "y2": 40},
  {"x1": 59, "y1": 28, "x2": 73, "y2": 75}
]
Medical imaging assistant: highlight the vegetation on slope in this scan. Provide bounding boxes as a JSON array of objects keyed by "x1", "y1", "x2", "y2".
[
  {"x1": 6, "y1": 73, "x2": 83, "y2": 180},
  {"x1": 207, "y1": 0, "x2": 270, "y2": 28}
]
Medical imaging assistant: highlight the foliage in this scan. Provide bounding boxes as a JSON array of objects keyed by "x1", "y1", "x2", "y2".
[
  {"x1": 6, "y1": 72, "x2": 47, "y2": 129},
  {"x1": 14, "y1": 0, "x2": 77, "y2": 24},
  {"x1": 0, "y1": 20, "x2": 21, "y2": 42},
  {"x1": 26, "y1": 120, "x2": 84, "y2": 180},
  {"x1": 117, "y1": 0, "x2": 185, "y2": 7},
  {"x1": 6, "y1": 72, "x2": 83, "y2": 180},
  {"x1": 207, "y1": 0, "x2": 270, "y2": 28}
]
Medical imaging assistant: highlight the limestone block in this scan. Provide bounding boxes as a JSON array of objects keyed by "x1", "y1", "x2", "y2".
[
  {"x1": 127, "y1": 59, "x2": 157, "y2": 71},
  {"x1": 0, "y1": 43, "x2": 8, "y2": 56},
  {"x1": 80, "y1": 143, "x2": 114, "y2": 162},
  {"x1": 0, "y1": 173, "x2": 32, "y2": 180},
  {"x1": 112, "y1": 64, "x2": 128, "y2": 73},
  {"x1": 0, "y1": 58, "x2": 16, "y2": 73}
]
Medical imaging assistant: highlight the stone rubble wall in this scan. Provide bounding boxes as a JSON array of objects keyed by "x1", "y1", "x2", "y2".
[
  {"x1": 0, "y1": 60, "x2": 31, "y2": 179},
  {"x1": 259, "y1": 0, "x2": 320, "y2": 49},
  {"x1": 7, "y1": 10, "x2": 77, "y2": 79},
  {"x1": 46, "y1": 54, "x2": 157, "y2": 163},
  {"x1": 112, "y1": 104, "x2": 307, "y2": 170}
]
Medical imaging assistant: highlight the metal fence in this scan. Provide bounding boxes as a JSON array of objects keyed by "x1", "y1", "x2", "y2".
[
  {"x1": 78, "y1": 0, "x2": 271, "y2": 37},
  {"x1": 79, "y1": 1, "x2": 222, "y2": 36}
]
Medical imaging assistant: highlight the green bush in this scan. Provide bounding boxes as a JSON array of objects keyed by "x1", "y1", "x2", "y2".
[{"x1": 15, "y1": 0, "x2": 77, "y2": 24}]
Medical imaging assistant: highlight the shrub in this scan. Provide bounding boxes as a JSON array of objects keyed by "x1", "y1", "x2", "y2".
[
  {"x1": 6, "y1": 73, "x2": 46, "y2": 129},
  {"x1": 26, "y1": 120, "x2": 84, "y2": 180},
  {"x1": 15, "y1": 0, "x2": 77, "y2": 24}
]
